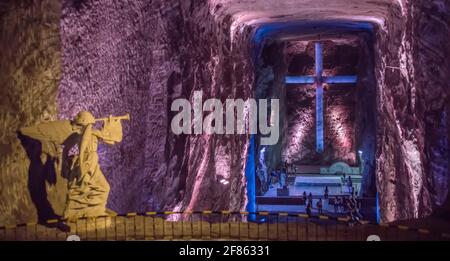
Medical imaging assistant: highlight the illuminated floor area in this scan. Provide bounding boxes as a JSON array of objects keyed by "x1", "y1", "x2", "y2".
[
  {"x1": 257, "y1": 200, "x2": 337, "y2": 215},
  {"x1": 0, "y1": 215, "x2": 446, "y2": 241},
  {"x1": 262, "y1": 184, "x2": 349, "y2": 198},
  {"x1": 257, "y1": 182, "x2": 363, "y2": 215},
  {"x1": 258, "y1": 193, "x2": 341, "y2": 215}
]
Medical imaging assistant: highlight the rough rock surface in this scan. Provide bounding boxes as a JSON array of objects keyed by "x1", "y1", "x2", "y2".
[
  {"x1": 58, "y1": 0, "x2": 254, "y2": 215},
  {"x1": 282, "y1": 40, "x2": 359, "y2": 166},
  {"x1": 0, "y1": 1, "x2": 63, "y2": 225},
  {"x1": 0, "y1": 0, "x2": 449, "y2": 224},
  {"x1": 373, "y1": 0, "x2": 450, "y2": 221},
  {"x1": 211, "y1": 0, "x2": 450, "y2": 222},
  {"x1": 254, "y1": 41, "x2": 288, "y2": 174}
]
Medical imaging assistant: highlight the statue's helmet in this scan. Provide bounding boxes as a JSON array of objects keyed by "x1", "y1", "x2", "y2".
[{"x1": 74, "y1": 111, "x2": 95, "y2": 126}]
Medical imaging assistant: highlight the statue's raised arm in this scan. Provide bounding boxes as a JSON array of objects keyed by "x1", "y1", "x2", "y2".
[
  {"x1": 19, "y1": 111, "x2": 130, "y2": 223},
  {"x1": 93, "y1": 113, "x2": 130, "y2": 144}
]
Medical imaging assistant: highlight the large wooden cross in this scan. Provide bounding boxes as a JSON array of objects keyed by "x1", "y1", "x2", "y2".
[{"x1": 285, "y1": 42, "x2": 357, "y2": 153}]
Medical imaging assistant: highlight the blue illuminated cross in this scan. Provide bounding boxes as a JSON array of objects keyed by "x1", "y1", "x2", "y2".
[{"x1": 285, "y1": 42, "x2": 357, "y2": 153}]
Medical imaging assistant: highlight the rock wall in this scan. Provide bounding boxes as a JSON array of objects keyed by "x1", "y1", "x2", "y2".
[
  {"x1": 355, "y1": 35, "x2": 378, "y2": 197},
  {"x1": 254, "y1": 41, "x2": 288, "y2": 175},
  {"x1": 374, "y1": 0, "x2": 450, "y2": 222},
  {"x1": 58, "y1": 0, "x2": 253, "y2": 215},
  {"x1": 0, "y1": 0, "x2": 63, "y2": 225},
  {"x1": 0, "y1": 0, "x2": 254, "y2": 224},
  {"x1": 0, "y1": 0, "x2": 449, "y2": 225},
  {"x1": 414, "y1": 0, "x2": 450, "y2": 212},
  {"x1": 282, "y1": 40, "x2": 360, "y2": 166}
]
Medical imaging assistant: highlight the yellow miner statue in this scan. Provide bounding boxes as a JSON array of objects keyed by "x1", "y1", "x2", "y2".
[{"x1": 20, "y1": 111, "x2": 130, "y2": 221}]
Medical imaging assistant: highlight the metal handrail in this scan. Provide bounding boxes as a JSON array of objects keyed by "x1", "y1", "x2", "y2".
[{"x1": 0, "y1": 211, "x2": 447, "y2": 241}]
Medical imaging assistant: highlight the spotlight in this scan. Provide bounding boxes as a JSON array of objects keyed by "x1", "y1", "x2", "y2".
[{"x1": 220, "y1": 179, "x2": 229, "y2": 185}]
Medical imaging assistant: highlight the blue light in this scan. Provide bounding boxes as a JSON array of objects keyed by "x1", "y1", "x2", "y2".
[
  {"x1": 316, "y1": 84, "x2": 324, "y2": 153},
  {"x1": 252, "y1": 20, "x2": 375, "y2": 46},
  {"x1": 324, "y1": 76, "x2": 358, "y2": 84},
  {"x1": 376, "y1": 192, "x2": 381, "y2": 224},
  {"x1": 315, "y1": 42, "x2": 323, "y2": 77},
  {"x1": 245, "y1": 134, "x2": 256, "y2": 221},
  {"x1": 285, "y1": 76, "x2": 315, "y2": 84}
]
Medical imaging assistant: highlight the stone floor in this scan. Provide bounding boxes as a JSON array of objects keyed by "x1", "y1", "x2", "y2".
[
  {"x1": 263, "y1": 184, "x2": 348, "y2": 197},
  {"x1": 257, "y1": 199, "x2": 342, "y2": 216},
  {"x1": 257, "y1": 183, "x2": 368, "y2": 217}
]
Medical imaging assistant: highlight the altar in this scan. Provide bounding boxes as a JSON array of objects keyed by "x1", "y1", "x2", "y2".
[
  {"x1": 289, "y1": 161, "x2": 363, "y2": 196},
  {"x1": 294, "y1": 175, "x2": 342, "y2": 187},
  {"x1": 257, "y1": 161, "x2": 365, "y2": 215}
]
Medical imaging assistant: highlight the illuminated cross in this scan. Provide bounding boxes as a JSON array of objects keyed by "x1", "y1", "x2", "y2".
[{"x1": 285, "y1": 42, "x2": 357, "y2": 153}]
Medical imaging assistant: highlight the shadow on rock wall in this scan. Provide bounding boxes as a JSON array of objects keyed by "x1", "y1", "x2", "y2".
[{"x1": 17, "y1": 132, "x2": 60, "y2": 224}]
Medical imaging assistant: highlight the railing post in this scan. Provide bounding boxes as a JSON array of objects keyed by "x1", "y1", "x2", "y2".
[
  {"x1": 287, "y1": 213, "x2": 290, "y2": 240},
  {"x1": 190, "y1": 212, "x2": 194, "y2": 239},
  {"x1": 26, "y1": 222, "x2": 37, "y2": 240},
  {"x1": 306, "y1": 217, "x2": 309, "y2": 241},
  {"x1": 255, "y1": 212, "x2": 259, "y2": 240},
  {"x1": 276, "y1": 213, "x2": 279, "y2": 240},
  {"x1": 143, "y1": 214, "x2": 146, "y2": 240},
  {"x1": 85, "y1": 218, "x2": 88, "y2": 241},
  {"x1": 237, "y1": 212, "x2": 241, "y2": 239},
  {"x1": 335, "y1": 222, "x2": 338, "y2": 241},
  {"x1": 172, "y1": 217, "x2": 174, "y2": 239},
  {"x1": 201, "y1": 212, "x2": 204, "y2": 239}
]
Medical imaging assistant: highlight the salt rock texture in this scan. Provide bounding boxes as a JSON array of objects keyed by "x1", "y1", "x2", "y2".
[
  {"x1": 282, "y1": 41, "x2": 359, "y2": 166},
  {"x1": 0, "y1": 0, "x2": 254, "y2": 224},
  {"x1": 0, "y1": 0, "x2": 449, "y2": 224},
  {"x1": 58, "y1": 0, "x2": 254, "y2": 215},
  {"x1": 257, "y1": 38, "x2": 377, "y2": 197},
  {"x1": 372, "y1": 0, "x2": 450, "y2": 221},
  {"x1": 0, "y1": 1, "x2": 64, "y2": 225},
  {"x1": 254, "y1": 41, "x2": 288, "y2": 175},
  {"x1": 207, "y1": 0, "x2": 450, "y2": 222}
]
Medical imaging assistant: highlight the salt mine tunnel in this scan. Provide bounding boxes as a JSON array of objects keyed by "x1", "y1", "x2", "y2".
[{"x1": 0, "y1": 0, "x2": 449, "y2": 232}]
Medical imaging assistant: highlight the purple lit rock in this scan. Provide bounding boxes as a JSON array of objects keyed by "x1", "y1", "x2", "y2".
[{"x1": 0, "y1": 0, "x2": 448, "y2": 226}]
